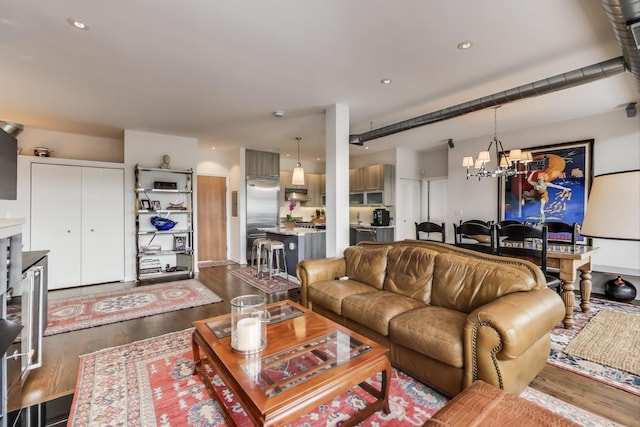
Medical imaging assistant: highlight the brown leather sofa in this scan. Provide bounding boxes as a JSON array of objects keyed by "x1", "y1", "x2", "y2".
[{"x1": 296, "y1": 240, "x2": 565, "y2": 397}]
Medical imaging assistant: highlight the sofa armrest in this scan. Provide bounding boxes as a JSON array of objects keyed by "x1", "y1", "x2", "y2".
[
  {"x1": 464, "y1": 288, "x2": 565, "y2": 360},
  {"x1": 296, "y1": 257, "x2": 346, "y2": 307}
]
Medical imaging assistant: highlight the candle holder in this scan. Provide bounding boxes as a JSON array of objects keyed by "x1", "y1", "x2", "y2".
[{"x1": 230, "y1": 295, "x2": 269, "y2": 355}]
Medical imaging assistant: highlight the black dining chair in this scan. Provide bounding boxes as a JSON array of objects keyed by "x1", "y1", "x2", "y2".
[
  {"x1": 460, "y1": 219, "x2": 494, "y2": 227},
  {"x1": 542, "y1": 221, "x2": 579, "y2": 245},
  {"x1": 497, "y1": 219, "x2": 522, "y2": 228},
  {"x1": 495, "y1": 223, "x2": 562, "y2": 292},
  {"x1": 453, "y1": 222, "x2": 495, "y2": 254},
  {"x1": 415, "y1": 222, "x2": 446, "y2": 242}
]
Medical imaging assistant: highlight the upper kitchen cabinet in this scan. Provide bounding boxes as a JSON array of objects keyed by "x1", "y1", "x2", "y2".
[
  {"x1": 349, "y1": 164, "x2": 395, "y2": 206},
  {"x1": 279, "y1": 170, "x2": 292, "y2": 201},
  {"x1": 246, "y1": 149, "x2": 279, "y2": 178},
  {"x1": 305, "y1": 173, "x2": 323, "y2": 207},
  {"x1": 349, "y1": 168, "x2": 364, "y2": 192}
]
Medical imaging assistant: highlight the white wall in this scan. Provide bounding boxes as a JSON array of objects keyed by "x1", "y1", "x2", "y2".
[
  {"x1": 447, "y1": 108, "x2": 640, "y2": 296},
  {"x1": 419, "y1": 146, "x2": 448, "y2": 178},
  {"x1": 124, "y1": 130, "x2": 198, "y2": 281}
]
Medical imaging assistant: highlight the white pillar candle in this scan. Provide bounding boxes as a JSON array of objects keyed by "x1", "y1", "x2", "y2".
[{"x1": 235, "y1": 317, "x2": 261, "y2": 351}]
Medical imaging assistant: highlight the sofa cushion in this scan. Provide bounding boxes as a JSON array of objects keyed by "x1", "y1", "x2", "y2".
[
  {"x1": 383, "y1": 246, "x2": 438, "y2": 303},
  {"x1": 342, "y1": 291, "x2": 425, "y2": 336},
  {"x1": 389, "y1": 306, "x2": 466, "y2": 368},
  {"x1": 432, "y1": 253, "x2": 539, "y2": 313},
  {"x1": 344, "y1": 245, "x2": 389, "y2": 290},
  {"x1": 308, "y1": 279, "x2": 377, "y2": 315}
]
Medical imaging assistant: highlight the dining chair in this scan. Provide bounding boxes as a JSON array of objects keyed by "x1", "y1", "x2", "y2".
[
  {"x1": 415, "y1": 221, "x2": 446, "y2": 242},
  {"x1": 495, "y1": 223, "x2": 562, "y2": 291},
  {"x1": 542, "y1": 221, "x2": 579, "y2": 245},
  {"x1": 453, "y1": 222, "x2": 495, "y2": 254},
  {"x1": 497, "y1": 219, "x2": 522, "y2": 228}
]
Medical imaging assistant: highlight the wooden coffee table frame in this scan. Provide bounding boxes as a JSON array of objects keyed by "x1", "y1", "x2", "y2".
[{"x1": 192, "y1": 300, "x2": 391, "y2": 426}]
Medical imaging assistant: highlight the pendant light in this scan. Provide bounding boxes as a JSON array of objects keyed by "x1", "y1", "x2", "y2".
[{"x1": 292, "y1": 137, "x2": 305, "y2": 185}]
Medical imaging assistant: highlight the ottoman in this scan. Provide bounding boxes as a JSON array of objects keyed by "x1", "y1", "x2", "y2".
[{"x1": 424, "y1": 380, "x2": 579, "y2": 426}]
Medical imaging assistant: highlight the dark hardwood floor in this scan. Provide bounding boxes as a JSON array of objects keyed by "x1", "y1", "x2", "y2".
[{"x1": 10, "y1": 264, "x2": 640, "y2": 426}]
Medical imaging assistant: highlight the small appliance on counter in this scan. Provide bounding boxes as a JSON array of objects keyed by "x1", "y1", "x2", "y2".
[{"x1": 372, "y1": 208, "x2": 390, "y2": 226}]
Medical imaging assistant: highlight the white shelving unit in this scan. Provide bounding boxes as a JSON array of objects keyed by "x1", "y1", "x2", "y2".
[{"x1": 135, "y1": 165, "x2": 194, "y2": 283}]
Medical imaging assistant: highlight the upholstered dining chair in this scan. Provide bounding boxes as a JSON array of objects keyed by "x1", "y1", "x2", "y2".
[
  {"x1": 453, "y1": 222, "x2": 495, "y2": 254},
  {"x1": 495, "y1": 223, "x2": 562, "y2": 292},
  {"x1": 415, "y1": 221, "x2": 446, "y2": 242}
]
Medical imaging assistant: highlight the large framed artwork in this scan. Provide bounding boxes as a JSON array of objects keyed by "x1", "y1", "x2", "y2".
[{"x1": 499, "y1": 139, "x2": 593, "y2": 243}]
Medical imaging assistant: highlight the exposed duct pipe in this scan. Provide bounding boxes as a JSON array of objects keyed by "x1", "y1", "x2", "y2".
[
  {"x1": 602, "y1": 0, "x2": 640, "y2": 93},
  {"x1": 350, "y1": 57, "x2": 626, "y2": 145}
]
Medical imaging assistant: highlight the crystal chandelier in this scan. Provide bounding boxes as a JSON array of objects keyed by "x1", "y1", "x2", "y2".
[{"x1": 462, "y1": 107, "x2": 532, "y2": 180}]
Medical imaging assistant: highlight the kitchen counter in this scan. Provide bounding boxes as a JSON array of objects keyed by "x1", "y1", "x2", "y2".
[
  {"x1": 349, "y1": 224, "x2": 395, "y2": 229},
  {"x1": 260, "y1": 227, "x2": 326, "y2": 236}
]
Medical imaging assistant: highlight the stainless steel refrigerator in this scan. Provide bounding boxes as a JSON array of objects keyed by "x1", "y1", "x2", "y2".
[{"x1": 246, "y1": 178, "x2": 280, "y2": 261}]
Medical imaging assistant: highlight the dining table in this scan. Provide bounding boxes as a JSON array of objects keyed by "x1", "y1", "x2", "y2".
[{"x1": 545, "y1": 244, "x2": 599, "y2": 329}]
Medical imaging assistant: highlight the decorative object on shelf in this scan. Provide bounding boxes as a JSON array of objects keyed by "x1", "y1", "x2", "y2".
[
  {"x1": 462, "y1": 107, "x2": 533, "y2": 180},
  {"x1": 167, "y1": 202, "x2": 187, "y2": 210},
  {"x1": 159, "y1": 154, "x2": 171, "y2": 169},
  {"x1": 140, "y1": 199, "x2": 152, "y2": 210},
  {"x1": 140, "y1": 245, "x2": 161, "y2": 254},
  {"x1": 292, "y1": 136, "x2": 305, "y2": 185},
  {"x1": 33, "y1": 146, "x2": 52, "y2": 157},
  {"x1": 174, "y1": 235, "x2": 186, "y2": 251},
  {"x1": 154, "y1": 181, "x2": 177, "y2": 190},
  {"x1": 604, "y1": 276, "x2": 637, "y2": 302},
  {"x1": 150, "y1": 216, "x2": 177, "y2": 231},
  {"x1": 152, "y1": 200, "x2": 161, "y2": 210}
]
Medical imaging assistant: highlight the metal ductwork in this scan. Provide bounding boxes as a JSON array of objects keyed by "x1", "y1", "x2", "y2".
[
  {"x1": 350, "y1": 57, "x2": 627, "y2": 145},
  {"x1": 0, "y1": 120, "x2": 24, "y2": 138},
  {"x1": 602, "y1": 0, "x2": 640, "y2": 93}
]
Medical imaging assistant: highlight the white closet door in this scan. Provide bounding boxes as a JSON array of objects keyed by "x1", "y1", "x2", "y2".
[
  {"x1": 31, "y1": 163, "x2": 82, "y2": 289},
  {"x1": 81, "y1": 167, "x2": 124, "y2": 285}
]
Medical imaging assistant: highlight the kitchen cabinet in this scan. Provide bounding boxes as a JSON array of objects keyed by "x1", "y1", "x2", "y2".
[
  {"x1": 350, "y1": 226, "x2": 395, "y2": 245},
  {"x1": 135, "y1": 165, "x2": 194, "y2": 283},
  {"x1": 279, "y1": 170, "x2": 292, "y2": 202},
  {"x1": 304, "y1": 173, "x2": 323, "y2": 207},
  {"x1": 349, "y1": 164, "x2": 395, "y2": 206},
  {"x1": 349, "y1": 168, "x2": 364, "y2": 192},
  {"x1": 246, "y1": 149, "x2": 279, "y2": 178},
  {"x1": 31, "y1": 164, "x2": 124, "y2": 289}
]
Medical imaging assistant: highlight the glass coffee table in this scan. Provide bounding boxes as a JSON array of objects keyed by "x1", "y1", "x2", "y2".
[{"x1": 192, "y1": 300, "x2": 391, "y2": 426}]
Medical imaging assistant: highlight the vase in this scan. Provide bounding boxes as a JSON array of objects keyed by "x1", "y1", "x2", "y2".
[
  {"x1": 285, "y1": 221, "x2": 295, "y2": 231},
  {"x1": 604, "y1": 276, "x2": 637, "y2": 302}
]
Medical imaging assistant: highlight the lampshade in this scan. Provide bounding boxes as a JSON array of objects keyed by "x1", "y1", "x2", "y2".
[
  {"x1": 580, "y1": 170, "x2": 640, "y2": 241},
  {"x1": 474, "y1": 159, "x2": 483, "y2": 169},
  {"x1": 521, "y1": 151, "x2": 533, "y2": 163},
  {"x1": 477, "y1": 151, "x2": 490, "y2": 162},
  {"x1": 508, "y1": 149, "x2": 522, "y2": 161},
  {"x1": 292, "y1": 165, "x2": 305, "y2": 185},
  {"x1": 462, "y1": 157, "x2": 474, "y2": 167},
  {"x1": 291, "y1": 136, "x2": 305, "y2": 185}
]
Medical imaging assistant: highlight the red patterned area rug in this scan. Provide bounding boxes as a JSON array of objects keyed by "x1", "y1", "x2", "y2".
[
  {"x1": 68, "y1": 329, "x2": 618, "y2": 427},
  {"x1": 44, "y1": 280, "x2": 222, "y2": 337},
  {"x1": 549, "y1": 296, "x2": 640, "y2": 396},
  {"x1": 230, "y1": 266, "x2": 300, "y2": 294}
]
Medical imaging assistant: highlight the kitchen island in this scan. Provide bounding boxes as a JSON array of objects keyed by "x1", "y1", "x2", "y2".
[{"x1": 260, "y1": 227, "x2": 326, "y2": 277}]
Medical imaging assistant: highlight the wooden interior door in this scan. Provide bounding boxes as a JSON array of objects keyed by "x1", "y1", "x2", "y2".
[{"x1": 197, "y1": 175, "x2": 227, "y2": 262}]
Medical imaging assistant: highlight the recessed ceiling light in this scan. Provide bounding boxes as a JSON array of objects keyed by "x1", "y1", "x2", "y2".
[
  {"x1": 210, "y1": 146, "x2": 216, "y2": 150},
  {"x1": 364, "y1": 146, "x2": 369, "y2": 150},
  {"x1": 380, "y1": 78, "x2": 392, "y2": 85},
  {"x1": 457, "y1": 40, "x2": 473, "y2": 50},
  {"x1": 67, "y1": 17, "x2": 90, "y2": 30}
]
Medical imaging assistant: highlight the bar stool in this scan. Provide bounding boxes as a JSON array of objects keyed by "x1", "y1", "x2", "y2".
[
  {"x1": 264, "y1": 240, "x2": 288, "y2": 281},
  {"x1": 251, "y1": 238, "x2": 270, "y2": 276}
]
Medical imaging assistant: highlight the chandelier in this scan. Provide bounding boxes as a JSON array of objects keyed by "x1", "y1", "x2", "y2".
[{"x1": 462, "y1": 107, "x2": 532, "y2": 180}]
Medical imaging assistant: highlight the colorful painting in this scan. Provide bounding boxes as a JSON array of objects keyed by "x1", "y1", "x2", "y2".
[{"x1": 500, "y1": 139, "x2": 593, "y2": 243}]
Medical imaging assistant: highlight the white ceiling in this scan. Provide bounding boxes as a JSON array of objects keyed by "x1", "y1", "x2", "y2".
[{"x1": 0, "y1": 0, "x2": 637, "y2": 162}]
